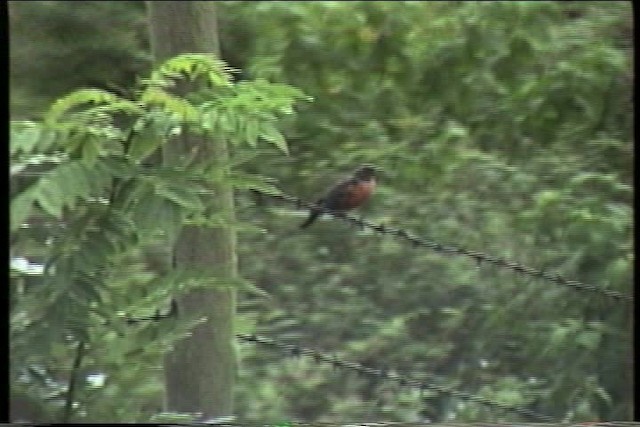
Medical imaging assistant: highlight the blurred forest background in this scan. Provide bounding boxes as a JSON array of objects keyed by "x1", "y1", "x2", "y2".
[{"x1": 10, "y1": 1, "x2": 633, "y2": 424}]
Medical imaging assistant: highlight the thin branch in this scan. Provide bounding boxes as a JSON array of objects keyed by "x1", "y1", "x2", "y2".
[{"x1": 62, "y1": 339, "x2": 86, "y2": 423}]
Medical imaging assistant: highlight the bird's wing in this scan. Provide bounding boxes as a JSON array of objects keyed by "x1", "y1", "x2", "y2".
[{"x1": 323, "y1": 178, "x2": 358, "y2": 210}]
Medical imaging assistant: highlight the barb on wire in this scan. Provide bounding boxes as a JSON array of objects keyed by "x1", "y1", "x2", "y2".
[
  {"x1": 237, "y1": 333, "x2": 556, "y2": 423},
  {"x1": 266, "y1": 191, "x2": 632, "y2": 302}
]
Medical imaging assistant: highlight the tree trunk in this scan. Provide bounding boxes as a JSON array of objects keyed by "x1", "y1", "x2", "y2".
[{"x1": 147, "y1": 2, "x2": 237, "y2": 420}]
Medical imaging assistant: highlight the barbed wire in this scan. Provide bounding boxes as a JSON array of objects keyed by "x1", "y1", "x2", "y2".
[
  {"x1": 12, "y1": 165, "x2": 631, "y2": 302},
  {"x1": 124, "y1": 309, "x2": 557, "y2": 422},
  {"x1": 264, "y1": 192, "x2": 633, "y2": 302},
  {"x1": 236, "y1": 333, "x2": 557, "y2": 423}
]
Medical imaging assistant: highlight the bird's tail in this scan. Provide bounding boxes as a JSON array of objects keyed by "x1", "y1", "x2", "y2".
[{"x1": 300, "y1": 210, "x2": 321, "y2": 228}]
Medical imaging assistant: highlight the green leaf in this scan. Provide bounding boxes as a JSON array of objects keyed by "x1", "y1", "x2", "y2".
[
  {"x1": 154, "y1": 184, "x2": 205, "y2": 212},
  {"x1": 70, "y1": 276, "x2": 104, "y2": 305},
  {"x1": 100, "y1": 156, "x2": 134, "y2": 179},
  {"x1": 595, "y1": 386, "x2": 613, "y2": 406},
  {"x1": 235, "y1": 312, "x2": 258, "y2": 334},
  {"x1": 45, "y1": 88, "x2": 120, "y2": 124},
  {"x1": 88, "y1": 99, "x2": 144, "y2": 116},
  {"x1": 228, "y1": 172, "x2": 282, "y2": 196},
  {"x1": 207, "y1": 70, "x2": 234, "y2": 88},
  {"x1": 140, "y1": 87, "x2": 199, "y2": 123},
  {"x1": 24, "y1": 160, "x2": 113, "y2": 221},
  {"x1": 35, "y1": 178, "x2": 64, "y2": 218},
  {"x1": 158, "y1": 54, "x2": 233, "y2": 84},
  {"x1": 10, "y1": 122, "x2": 42, "y2": 155},
  {"x1": 535, "y1": 189, "x2": 562, "y2": 208},
  {"x1": 75, "y1": 235, "x2": 115, "y2": 273},
  {"x1": 62, "y1": 131, "x2": 88, "y2": 155},
  {"x1": 128, "y1": 129, "x2": 164, "y2": 162},
  {"x1": 244, "y1": 120, "x2": 259, "y2": 147},
  {"x1": 217, "y1": 109, "x2": 237, "y2": 135},
  {"x1": 81, "y1": 135, "x2": 101, "y2": 167},
  {"x1": 200, "y1": 108, "x2": 218, "y2": 133},
  {"x1": 154, "y1": 53, "x2": 236, "y2": 88},
  {"x1": 10, "y1": 190, "x2": 36, "y2": 231},
  {"x1": 11, "y1": 122, "x2": 59, "y2": 156},
  {"x1": 258, "y1": 122, "x2": 289, "y2": 154},
  {"x1": 132, "y1": 193, "x2": 183, "y2": 241},
  {"x1": 576, "y1": 330, "x2": 601, "y2": 351}
]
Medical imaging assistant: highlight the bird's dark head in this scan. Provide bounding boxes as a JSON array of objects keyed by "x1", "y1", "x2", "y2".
[{"x1": 353, "y1": 164, "x2": 378, "y2": 180}]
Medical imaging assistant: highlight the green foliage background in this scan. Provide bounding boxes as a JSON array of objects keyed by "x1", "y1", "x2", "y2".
[{"x1": 10, "y1": 1, "x2": 633, "y2": 424}]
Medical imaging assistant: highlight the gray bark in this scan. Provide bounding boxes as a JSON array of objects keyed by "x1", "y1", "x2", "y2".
[{"x1": 147, "y1": 1, "x2": 237, "y2": 419}]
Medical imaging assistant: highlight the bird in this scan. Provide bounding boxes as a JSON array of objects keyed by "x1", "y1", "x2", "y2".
[{"x1": 300, "y1": 165, "x2": 377, "y2": 228}]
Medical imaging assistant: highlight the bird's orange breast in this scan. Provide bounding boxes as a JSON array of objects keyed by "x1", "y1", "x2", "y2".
[{"x1": 341, "y1": 178, "x2": 376, "y2": 209}]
